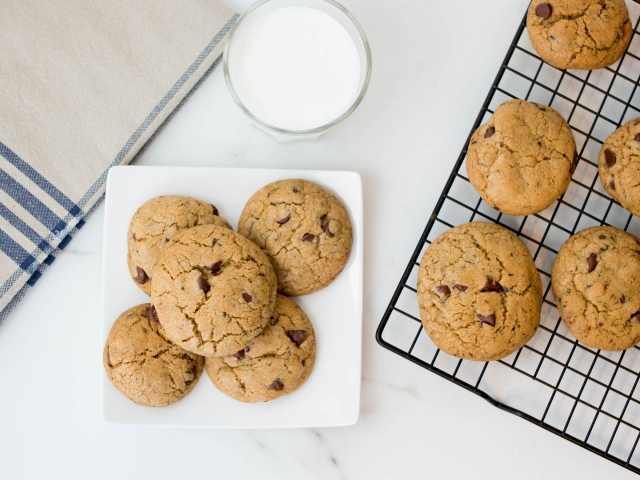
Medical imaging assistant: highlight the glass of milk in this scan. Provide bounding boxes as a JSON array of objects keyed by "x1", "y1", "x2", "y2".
[{"x1": 223, "y1": 0, "x2": 372, "y2": 141}]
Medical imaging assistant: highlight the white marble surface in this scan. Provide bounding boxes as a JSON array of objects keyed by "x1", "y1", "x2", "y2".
[{"x1": 0, "y1": 0, "x2": 636, "y2": 478}]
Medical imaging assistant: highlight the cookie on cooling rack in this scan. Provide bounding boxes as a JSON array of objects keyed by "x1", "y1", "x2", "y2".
[
  {"x1": 417, "y1": 222, "x2": 542, "y2": 361},
  {"x1": 466, "y1": 99, "x2": 576, "y2": 216},
  {"x1": 552, "y1": 226, "x2": 640, "y2": 351},
  {"x1": 598, "y1": 117, "x2": 640, "y2": 216},
  {"x1": 127, "y1": 195, "x2": 232, "y2": 295},
  {"x1": 527, "y1": 0, "x2": 632, "y2": 70}
]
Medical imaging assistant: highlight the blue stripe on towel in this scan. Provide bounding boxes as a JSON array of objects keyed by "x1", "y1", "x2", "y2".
[
  {"x1": 0, "y1": 228, "x2": 36, "y2": 271},
  {"x1": 0, "y1": 202, "x2": 51, "y2": 253},
  {"x1": 0, "y1": 168, "x2": 67, "y2": 235},
  {"x1": 26, "y1": 271, "x2": 41, "y2": 286},
  {"x1": 0, "y1": 141, "x2": 81, "y2": 216}
]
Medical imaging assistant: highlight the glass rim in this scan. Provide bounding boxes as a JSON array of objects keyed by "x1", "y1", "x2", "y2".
[{"x1": 223, "y1": 0, "x2": 373, "y2": 136}]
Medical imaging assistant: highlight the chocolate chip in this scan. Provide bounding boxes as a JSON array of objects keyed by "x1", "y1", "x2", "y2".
[
  {"x1": 598, "y1": 322, "x2": 604, "y2": 327},
  {"x1": 198, "y1": 275, "x2": 210, "y2": 294},
  {"x1": 481, "y1": 279, "x2": 504, "y2": 293},
  {"x1": 211, "y1": 204, "x2": 219, "y2": 216},
  {"x1": 243, "y1": 292, "x2": 252, "y2": 303},
  {"x1": 587, "y1": 253, "x2": 597, "y2": 273},
  {"x1": 610, "y1": 180, "x2": 616, "y2": 191},
  {"x1": 277, "y1": 214, "x2": 291, "y2": 225},
  {"x1": 269, "y1": 379, "x2": 284, "y2": 390},
  {"x1": 454, "y1": 284, "x2": 468, "y2": 292},
  {"x1": 132, "y1": 233, "x2": 137, "y2": 240},
  {"x1": 436, "y1": 285, "x2": 451, "y2": 297},
  {"x1": 148, "y1": 305, "x2": 160, "y2": 324},
  {"x1": 142, "y1": 327, "x2": 147, "y2": 334},
  {"x1": 477, "y1": 313, "x2": 496, "y2": 326},
  {"x1": 292, "y1": 188, "x2": 299, "y2": 193},
  {"x1": 185, "y1": 367, "x2": 196, "y2": 386},
  {"x1": 536, "y1": 3, "x2": 552, "y2": 19},
  {"x1": 233, "y1": 348, "x2": 246, "y2": 360},
  {"x1": 207, "y1": 261, "x2": 222, "y2": 276},
  {"x1": 621, "y1": 294, "x2": 626, "y2": 304},
  {"x1": 301, "y1": 233, "x2": 315, "y2": 242},
  {"x1": 323, "y1": 223, "x2": 335, "y2": 238},
  {"x1": 485, "y1": 127, "x2": 495, "y2": 138},
  {"x1": 605, "y1": 149, "x2": 616, "y2": 167},
  {"x1": 107, "y1": 350, "x2": 113, "y2": 367},
  {"x1": 136, "y1": 266, "x2": 148, "y2": 284},
  {"x1": 501, "y1": 285, "x2": 511, "y2": 293},
  {"x1": 632, "y1": 311, "x2": 640, "y2": 321},
  {"x1": 287, "y1": 330, "x2": 308, "y2": 346},
  {"x1": 635, "y1": 134, "x2": 640, "y2": 142},
  {"x1": 599, "y1": 235, "x2": 606, "y2": 240},
  {"x1": 570, "y1": 151, "x2": 578, "y2": 174}
]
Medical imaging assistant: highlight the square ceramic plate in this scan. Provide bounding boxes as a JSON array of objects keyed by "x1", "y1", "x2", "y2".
[{"x1": 102, "y1": 166, "x2": 362, "y2": 428}]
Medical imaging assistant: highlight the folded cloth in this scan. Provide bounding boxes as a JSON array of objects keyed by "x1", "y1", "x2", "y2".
[{"x1": 0, "y1": 0, "x2": 238, "y2": 324}]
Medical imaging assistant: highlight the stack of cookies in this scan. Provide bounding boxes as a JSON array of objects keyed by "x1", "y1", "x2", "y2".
[
  {"x1": 418, "y1": 1, "x2": 640, "y2": 361},
  {"x1": 104, "y1": 180, "x2": 352, "y2": 407}
]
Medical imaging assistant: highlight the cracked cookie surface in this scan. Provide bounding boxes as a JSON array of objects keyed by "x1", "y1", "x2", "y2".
[
  {"x1": 598, "y1": 117, "x2": 640, "y2": 216},
  {"x1": 552, "y1": 226, "x2": 640, "y2": 351},
  {"x1": 205, "y1": 294, "x2": 316, "y2": 402},
  {"x1": 417, "y1": 222, "x2": 542, "y2": 361},
  {"x1": 151, "y1": 224, "x2": 277, "y2": 357},
  {"x1": 467, "y1": 99, "x2": 576, "y2": 216},
  {"x1": 127, "y1": 195, "x2": 232, "y2": 295},
  {"x1": 103, "y1": 304, "x2": 204, "y2": 407},
  {"x1": 238, "y1": 179, "x2": 352, "y2": 296},
  {"x1": 527, "y1": 0, "x2": 632, "y2": 70}
]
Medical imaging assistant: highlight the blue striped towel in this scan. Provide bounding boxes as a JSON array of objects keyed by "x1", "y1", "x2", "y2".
[{"x1": 0, "y1": 0, "x2": 238, "y2": 324}]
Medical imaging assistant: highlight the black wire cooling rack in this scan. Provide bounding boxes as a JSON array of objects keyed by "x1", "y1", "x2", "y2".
[{"x1": 376, "y1": 1, "x2": 640, "y2": 475}]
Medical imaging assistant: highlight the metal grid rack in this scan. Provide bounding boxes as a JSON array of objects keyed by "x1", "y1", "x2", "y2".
[{"x1": 376, "y1": 1, "x2": 640, "y2": 475}]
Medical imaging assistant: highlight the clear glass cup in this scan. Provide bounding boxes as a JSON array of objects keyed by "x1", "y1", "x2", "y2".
[{"x1": 223, "y1": 0, "x2": 372, "y2": 142}]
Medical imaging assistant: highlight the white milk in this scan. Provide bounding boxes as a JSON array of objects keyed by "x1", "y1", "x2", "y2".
[{"x1": 230, "y1": 6, "x2": 361, "y2": 131}]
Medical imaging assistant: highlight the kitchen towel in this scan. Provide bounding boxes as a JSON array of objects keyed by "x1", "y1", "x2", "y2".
[{"x1": 0, "y1": 0, "x2": 238, "y2": 324}]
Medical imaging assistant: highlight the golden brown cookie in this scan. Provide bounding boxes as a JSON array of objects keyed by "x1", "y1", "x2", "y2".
[
  {"x1": 103, "y1": 304, "x2": 204, "y2": 407},
  {"x1": 205, "y1": 294, "x2": 316, "y2": 402},
  {"x1": 527, "y1": 0, "x2": 632, "y2": 70},
  {"x1": 151, "y1": 224, "x2": 277, "y2": 357},
  {"x1": 467, "y1": 99, "x2": 577, "y2": 216},
  {"x1": 598, "y1": 117, "x2": 640, "y2": 216},
  {"x1": 417, "y1": 222, "x2": 542, "y2": 361},
  {"x1": 552, "y1": 226, "x2": 640, "y2": 351},
  {"x1": 127, "y1": 195, "x2": 232, "y2": 295},
  {"x1": 238, "y1": 179, "x2": 352, "y2": 296}
]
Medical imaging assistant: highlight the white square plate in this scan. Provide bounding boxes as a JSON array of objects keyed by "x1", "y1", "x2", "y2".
[{"x1": 102, "y1": 166, "x2": 362, "y2": 428}]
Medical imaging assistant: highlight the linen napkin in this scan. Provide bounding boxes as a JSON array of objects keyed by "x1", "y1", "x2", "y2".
[{"x1": 0, "y1": 0, "x2": 238, "y2": 324}]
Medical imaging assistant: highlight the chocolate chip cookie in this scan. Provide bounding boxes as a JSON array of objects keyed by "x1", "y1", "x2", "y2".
[
  {"x1": 598, "y1": 118, "x2": 640, "y2": 216},
  {"x1": 552, "y1": 226, "x2": 640, "y2": 351},
  {"x1": 527, "y1": 0, "x2": 632, "y2": 70},
  {"x1": 238, "y1": 179, "x2": 352, "y2": 296},
  {"x1": 467, "y1": 99, "x2": 577, "y2": 216},
  {"x1": 151, "y1": 224, "x2": 277, "y2": 357},
  {"x1": 417, "y1": 222, "x2": 542, "y2": 361},
  {"x1": 128, "y1": 195, "x2": 232, "y2": 295},
  {"x1": 103, "y1": 304, "x2": 204, "y2": 407},
  {"x1": 205, "y1": 294, "x2": 316, "y2": 402}
]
